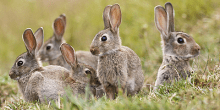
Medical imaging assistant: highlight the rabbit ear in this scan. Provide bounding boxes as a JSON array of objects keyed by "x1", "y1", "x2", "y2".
[
  {"x1": 103, "y1": 5, "x2": 111, "y2": 29},
  {"x1": 34, "y1": 27, "x2": 44, "y2": 53},
  {"x1": 155, "y1": 6, "x2": 169, "y2": 37},
  {"x1": 60, "y1": 43, "x2": 78, "y2": 68},
  {"x1": 23, "y1": 28, "x2": 37, "y2": 56},
  {"x1": 53, "y1": 17, "x2": 65, "y2": 41},
  {"x1": 165, "y1": 2, "x2": 175, "y2": 32},
  {"x1": 60, "y1": 14, "x2": 66, "y2": 26},
  {"x1": 109, "y1": 4, "x2": 121, "y2": 33}
]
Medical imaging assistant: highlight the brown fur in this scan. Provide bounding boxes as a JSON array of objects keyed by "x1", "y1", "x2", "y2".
[
  {"x1": 60, "y1": 43, "x2": 102, "y2": 97},
  {"x1": 9, "y1": 28, "x2": 100, "y2": 103},
  {"x1": 90, "y1": 4, "x2": 144, "y2": 99},
  {"x1": 154, "y1": 2, "x2": 200, "y2": 89},
  {"x1": 37, "y1": 14, "x2": 98, "y2": 70}
]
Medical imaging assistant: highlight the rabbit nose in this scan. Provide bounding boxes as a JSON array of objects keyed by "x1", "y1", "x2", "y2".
[
  {"x1": 90, "y1": 47, "x2": 100, "y2": 55},
  {"x1": 9, "y1": 71, "x2": 17, "y2": 79},
  {"x1": 9, "y1": 71, "x2": 14, "y2": 76},
  {"x1": 195, "y1": 44, "x2": 201, "y2": 51},
  {"x1": 90, "y1": 48, "x2": 95, "y2": 53}
]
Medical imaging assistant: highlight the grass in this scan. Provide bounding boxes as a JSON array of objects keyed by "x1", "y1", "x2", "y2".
[{"x1": 0, "y1": 0, "x2": 220, "y2": 109}]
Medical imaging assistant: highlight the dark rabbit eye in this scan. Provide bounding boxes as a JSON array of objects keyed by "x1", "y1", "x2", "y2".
[
  {"x1": 85, "y1": 70, "x2": 91, "y2": 74},
  {"x1": 46, "y1": 45, "x2": 51, "y2": 50},
  {"x1": 101, "y1": 36, "x2": 107, "y2": 41},
  {"x1": 17, "y1": 61, "x2": 23, "y2": 66},
  {"x1": 177, "y1": 38, "x2": 184, "y2": 44}
]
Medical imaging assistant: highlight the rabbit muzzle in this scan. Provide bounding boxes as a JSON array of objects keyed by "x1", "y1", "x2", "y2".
[
  {"x1": 90, "y1": 47, "x2": 100, "y2": 55},
  {"x1": 9, "y1": 70, "x2": 19, "y2": 80},
  {"x1": 191, "y1": 43, "x2": 201, "y2": 57}
]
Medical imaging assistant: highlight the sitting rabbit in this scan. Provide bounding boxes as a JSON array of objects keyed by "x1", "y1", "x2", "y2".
[
  {"x1": 90, "y1": 4, "x2": 144, "y2": 99},
  {"x1": 9, "y1": 28, "x2": 100, "y2": 103},
  {"x1": 38, "y1": 14, "x2": 98, "y2": 70},
  {"x1": 60, "y1": 43, "x2": 101, "y2": 96},
  {"x1": 154, "y1": 2, "x2": 200, "y2": 89}
]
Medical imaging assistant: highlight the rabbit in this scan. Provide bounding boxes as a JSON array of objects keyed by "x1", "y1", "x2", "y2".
[
  {"x1": 9, "y1": 28, "x2": 99, "y2": 103},
  {"x1": 9, "y1": 28, "x2": 71, "y2": 103},
  {"x1": 60, "y1": 43, "x2": 101, "y2": 96},
  {"x1": 154, "y1": 2, "x2": 201, "y2": 90},
  {"x1": 38, "y1": 14, "x2": 98, "y2": 70},
  {"x1": 90, "y1": 4, "x2": 144, "y2": 100}
]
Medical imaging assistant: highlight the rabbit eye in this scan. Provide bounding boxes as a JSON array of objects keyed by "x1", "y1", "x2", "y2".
[
  {"x1": 17, "y1": 61, "x2": 23, "y2": 66},
  {"x1": 101, "y1": 36, "x2": 107, "y2": 41},
  {"x1": 177, "y1": 38, "x2": 184, "y2": 44},
  {"x1": 46, "y1": 44, "x2": 53, "y2": 51},
  {"x1": 85, "y1": 70, "x2": 91, "y2": 74},
  {"x1": 46, "y1": 45, "x2": 51, "y2": 50},
  {"x1": 85, "y1": 68, "x2": 91, "y2": 74}
]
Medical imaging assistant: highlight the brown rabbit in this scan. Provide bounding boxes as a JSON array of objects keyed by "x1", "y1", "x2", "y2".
[
  {"x1": 9, "y1": 28, "x2": 99, "y2": 103},
  {"x1": 9, "y1": 28, "x2": 71, "y2": 103},
  {"x1": 90, "y1": 4, "x2": 144, "y2": 99},
  {"x1": 154, "y1": 2, "x2": 200, "y2": 90},
  {"x1": 38, "y1": 14, "x2": 98, "y2": 70},
  {"x1": 60, "y1": 43, "x2": 101, "y2": 96}
]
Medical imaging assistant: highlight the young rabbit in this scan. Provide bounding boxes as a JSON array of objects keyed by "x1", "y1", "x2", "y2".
[
  {"x1": 90, "y1": 4, "x2": 144, "y2": 99},
  {"x1": 38, "y1": 14, "x2": 98, "y2": 70},
  {"x1": 154, "y1": 2, "x2": 200, "y2": 89},
  {"x1": 60, "y1": 43, "x2": 101, "y2": 96},
  {"x1": 9, "y1": 28, "x2": 99, "y2": 103},
  {"x1": 9, "y1": 28, "x2": 71, "y2": 103}
]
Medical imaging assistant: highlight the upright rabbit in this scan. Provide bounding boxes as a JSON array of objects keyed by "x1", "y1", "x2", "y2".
[
  {"x1": 9, "y1": 28, "x2": 70, "y2": 103},
  {"x1": 38, "y1": 14, "x2": 98, "y2": 70},
  {"x1": 154, "y1": 2, "x2": 200, "y2": 89},
  {"x1": 90, "y1": 4, "x2": 144, "y2": 99},
  {"x1": 60, "y1": 43, "x2": 101, "y2": 96},
  {"x1": 9, "y1": 28, "x2": 99, "y2": 103}
]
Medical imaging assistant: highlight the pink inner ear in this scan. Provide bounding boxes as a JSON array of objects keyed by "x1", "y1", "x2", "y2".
[
  {"x1": 65, "y1": 48, "x2": 75, "y2": 63},
  {"x1": 159, "y1": 12, "x2": 167, "y2": 31},
  {"x1": 110, "y1": 5, "x2": 121, "y2": 30},
  {"x1": 54, "y1": 18, "x2": 65, "y2": 37},
  {"x1": 156, "y1": 8, "x2": 167, "y2": 33},
  {"x1": 62, "y1": 44, "x2": 76, "y2": 65},
  {"x1": 24, "y1": 30, "x2": 36, "y2": 52}
]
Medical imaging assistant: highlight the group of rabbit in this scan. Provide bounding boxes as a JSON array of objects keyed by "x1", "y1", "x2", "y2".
[{"x1": 9, "y1": 2, "x2": 200, "y2": 103}]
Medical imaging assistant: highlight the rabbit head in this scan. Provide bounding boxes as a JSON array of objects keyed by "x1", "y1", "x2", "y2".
[
  {"x1": 90, "y1": 4, "x2": 122, "y2": 55},
  {"x1": 155, "y1": 2, "x2": 200, "y2": 59},
  {"x1": 9, "y1": 28, "x2": 44, "y2": 80},
  {"x1": 38, "y1": 14, "x2": 66, "y2": 62},
  {"x1": 60, "y1": 43, "x2": 101, "y2": 87}
]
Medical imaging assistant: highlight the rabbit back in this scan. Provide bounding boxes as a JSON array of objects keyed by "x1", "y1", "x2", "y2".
[
  {"x1": 76, "y1": 51, "x2": 98, "y2": 70},
  {"x1": 98, "y1": 46, "x2": 144, "y2": 95},
  {"x1": 122, "y1": 46, "x2": 144, "y2": 94},
  {"x1": 24, "y1": 65, "x2": 70, "y2": 102}
]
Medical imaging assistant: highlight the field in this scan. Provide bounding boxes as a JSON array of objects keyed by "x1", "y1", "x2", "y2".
[{"x1": 1, "y1": 0, "x2": 220, "y2": 109}]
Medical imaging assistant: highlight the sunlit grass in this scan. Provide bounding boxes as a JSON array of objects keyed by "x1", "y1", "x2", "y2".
[{"x1": 1, "y1": 0, "x2": 220, "y2": 109}]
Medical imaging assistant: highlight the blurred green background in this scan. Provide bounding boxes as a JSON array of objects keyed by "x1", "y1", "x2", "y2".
[
  {"x1": 1, "y1": 0, "x2": 220, "y2": 109},
  {"x1": 0, "y1": 0, "x2": 218, "y2": 82},
  {"x1": 0, "y1": 0, "x2": 220, "y2": 80},
  {"x1": 1, "y1": 0, "x2": 219, "y2": 76}
]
